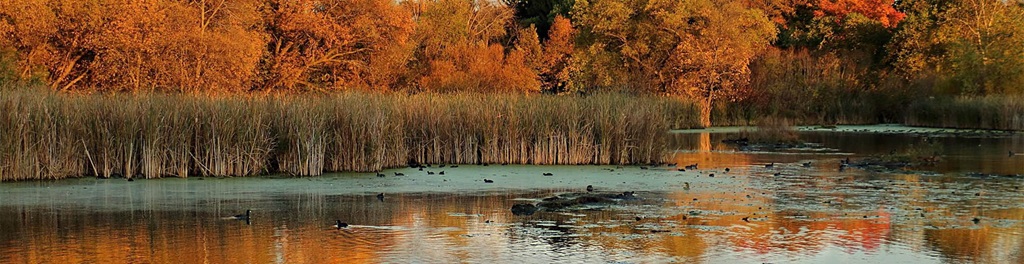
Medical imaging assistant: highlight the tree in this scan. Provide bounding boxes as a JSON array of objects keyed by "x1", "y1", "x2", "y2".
[
  {"x1": 406, "y1": 0, "x2": 540, "y2": 93},
  {"x1": 258, "y1": 0, "x2": 414, "y2": 91},
  {"x1": 505, "y1": 0, "x2": 575, "y2": 39},
  {"x1": 540, "y1": 15, "x2": 575, "y2": 93},
  {"x1": 0, "y1": 0, "x2": 107, "y2": 91},
  {"x1": 817, "y1": 0, "x2": 905, "y2": 28},
  {"x1": 892, "y1": 0, "x2": 1024, "y2": 95},
  {"x1": 573, "y1": 0, "x2": 776, "y2": 126}
]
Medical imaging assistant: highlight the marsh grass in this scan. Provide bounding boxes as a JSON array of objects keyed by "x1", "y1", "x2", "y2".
[
  {"x1": 0, "y1": 90, "x2": 674, "y2": 181},
  {"x1": 738, "y1": 117, "x2": 800, "y2": 144},
  {"x1": 906, "y1": 96, "x2": 1024, "y2": 131}
]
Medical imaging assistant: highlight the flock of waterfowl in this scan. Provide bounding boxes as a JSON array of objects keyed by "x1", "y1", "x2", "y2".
[{"x1": 218, "y1": 146, "x2": 1021, "y2": 230}]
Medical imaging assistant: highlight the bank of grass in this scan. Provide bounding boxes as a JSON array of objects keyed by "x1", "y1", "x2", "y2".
[
  {"x1": 905, "y1": 96, "x2": 1024, "y2": 131},
  {"x1": 744, "y1": 117, "x2": 800, "y2": 143},
  {"x1": 0, "y1": 89, "x2": 676, "y2": 181}
]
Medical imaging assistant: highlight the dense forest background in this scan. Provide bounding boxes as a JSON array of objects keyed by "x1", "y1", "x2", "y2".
[{"x1": 1, "y1": 0, "x2": 1022, "y2": 125}]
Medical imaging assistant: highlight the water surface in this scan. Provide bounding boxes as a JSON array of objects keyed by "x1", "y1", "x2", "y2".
[{"x1": 2, "y1": 125, "x2": 1023, "y2": 263}]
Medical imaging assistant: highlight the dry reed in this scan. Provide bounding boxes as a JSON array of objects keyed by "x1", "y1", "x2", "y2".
[{"x1": 0, "y1": 90, "x2": 674, "y2": 181}]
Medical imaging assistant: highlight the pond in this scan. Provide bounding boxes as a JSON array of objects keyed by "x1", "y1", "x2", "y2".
[{"x1": 1, "y1": 125, "x2": 1022, "y2": 263}]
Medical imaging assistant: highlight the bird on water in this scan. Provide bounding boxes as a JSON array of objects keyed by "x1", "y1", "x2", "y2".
[
  {"x1": 231, "y1": 210, "x2": 251, "y2": 220},
  {"x1": 333, "y1": 220, "x2": 349, "y2": 229}
]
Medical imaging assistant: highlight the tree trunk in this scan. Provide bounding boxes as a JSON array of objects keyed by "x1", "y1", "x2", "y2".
[{"x1": 700, "y1": 94, "x2": 713, "y2": 128}]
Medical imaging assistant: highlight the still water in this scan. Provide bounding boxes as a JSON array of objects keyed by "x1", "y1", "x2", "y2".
[{"x1": 1, "y1": 126, "x2": 1023, "y2": 263}]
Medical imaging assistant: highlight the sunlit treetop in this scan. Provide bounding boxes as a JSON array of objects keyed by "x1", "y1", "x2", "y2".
[{"x1": 816, "y1": 0, "x2": 906, "y2": 27}]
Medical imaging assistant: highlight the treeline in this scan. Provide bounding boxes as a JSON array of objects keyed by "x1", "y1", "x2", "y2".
[{"x1": 1, "y1": 0, "x2": 1023, "y2": 126}]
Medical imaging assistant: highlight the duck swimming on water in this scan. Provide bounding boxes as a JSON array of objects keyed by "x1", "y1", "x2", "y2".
[
  {"x1": 333, "y1": 220, "x2": 349, "y2": 229},
  {"x1": 227, "y1": 210, "x2": 251, "y2": 220}
]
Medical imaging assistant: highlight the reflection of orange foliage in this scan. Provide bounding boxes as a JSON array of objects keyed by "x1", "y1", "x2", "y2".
[
  {"x1": 925, "y1": 227, "x2": 993, "y2": 263},
  {"x1": 834, "y1": 208, "x2": 890, "y2": 251},
  {"x1": 670, "y1": 132, "x2": 753, "y2": 170},
  {"x1": 3, "y1": 187, "x2": 1022, "y2": 263}
]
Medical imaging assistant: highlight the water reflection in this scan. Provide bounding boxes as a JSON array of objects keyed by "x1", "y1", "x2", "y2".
[{"x1": 0, "y1": 129, "x2": 1022, "y2": 263}]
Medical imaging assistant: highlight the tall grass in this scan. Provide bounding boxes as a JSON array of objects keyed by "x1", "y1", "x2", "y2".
[
  {"x1": 0, "y1": 90, "x2": 673, "y2": 181},
  {"x1": 905, "y1": 96, "x2": 1024, "y2": 130}
]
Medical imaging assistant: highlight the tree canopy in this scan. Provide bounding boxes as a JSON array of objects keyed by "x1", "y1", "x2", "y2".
[{"x1": 1, "y1": 0, "x2": 1022, "y2": 119}]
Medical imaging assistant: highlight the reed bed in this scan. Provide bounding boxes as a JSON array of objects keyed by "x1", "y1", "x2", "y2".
[
  {"x1": 0, "y1": 90, "x2": 674, "y2": 181},
  {"x1": 905, "y1": 96, "x2": 1024, "y2": 131}
]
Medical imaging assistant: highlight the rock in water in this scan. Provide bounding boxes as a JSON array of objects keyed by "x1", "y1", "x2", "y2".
[{"x1": 511, "y1": 204, "x2": 538, "y2": 216}]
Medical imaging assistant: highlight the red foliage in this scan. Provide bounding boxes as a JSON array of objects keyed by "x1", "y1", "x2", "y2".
[{"x1": 816, "y1": 0, "x2": 906, "y2": 27}]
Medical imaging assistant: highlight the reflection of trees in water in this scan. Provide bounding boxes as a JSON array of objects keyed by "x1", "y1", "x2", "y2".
[
  {"x1": 510, "y1": 217, "x2": 581, "y2": 250},
  {"x1": 2, "y1": 184, "x2": 1022, "y2": 263},
  {"x1": 923, "y1": 207, "x2": 1024, "y2": 263}
]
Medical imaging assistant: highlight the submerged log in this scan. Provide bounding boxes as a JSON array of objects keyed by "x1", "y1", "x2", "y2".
[{"x1": 511, "y1": 191, "x2": 640, "y2": 215}]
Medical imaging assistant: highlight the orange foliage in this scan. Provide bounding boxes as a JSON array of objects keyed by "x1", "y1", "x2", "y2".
[
  {"x1": 409, "y1": 0, "x2": 539, "y2": 93},
  {"x1": 259, "y1": 0, "x2": 414, "y2": 92},
  {"x1": 539, "y1": 15, "x2": 574, "y2": 93},
  {"x1": 0, "y1": 0, "x2": 911, "y2": 94},
  {"x1": 816, "y1": 0, "x2": 906, "y2": 27}
]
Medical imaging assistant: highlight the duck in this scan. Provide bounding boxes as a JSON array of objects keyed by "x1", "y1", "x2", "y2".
[
  {"x1": 802, "y1": 162, "x2": 812, "y2": 168},
  {"x1": 724, "y1": 168, "x2": 730, "y2": 173},
  {"x1": 394, "y1": 172, "x2": 404, "y2": 176},
  {"x1": 542, "y1": 172, "x2": 554, "y2": 176},
  {"x1": 439, "y1": 164, "x2": 447, "y2": 168},
  {"x1": 765, "y1": 163, "x2": 774, "y2": 168},
  {"x1": 708, "y1": 173, "x2": 715, "y2": 178},
  {"x1": 450, "y1": 165, "x2": 459, "y2": 168},
  {"x1": 684, "y1": 182, "x2": 690, "y2": 190},
  {"x1": 376, "y1": 193, "x2": 385, "y2": 201},
  {"x1": 586, "y1": 185, "x2": 594, "y2": 192},
  {"x1": 333, "y1": 220, "x2": 349, "y2": 229},
  {"x1": 376, "y1": 172, "x2": 385, "y2": 177},
  {"x1": 639, "y1": 166, "x2": 649, "y2": 170},
  {"x1": 230, "y1": 210, "x2": 251, "y2": 220},
  {"x1": 742, "y1": 216, "x2": 750, "y2": 222},
  {"x1": 439, "y1": 171, "x2": 445, "y2": 175},
  {"x1": 427, "y1": 171, "x2": 435, "y2": 175},
  {"x1": 484, "y1": 179, "x2": 494, "y2": 183}
]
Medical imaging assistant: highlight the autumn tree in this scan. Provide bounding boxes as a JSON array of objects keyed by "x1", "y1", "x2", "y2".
[
  {"x1": 817, "y1": 0, "x2": 905, "y2": 27},
  {"x1": 573, "y1": 0, "x2": 776, "y2": 126},
  {"x1": 406, "y1": 0, "x2": 540, "y2": 93},
  {"x1": 0, "y1": 0, "x2": 265, "y2": 93},
  {"x1": 540, "y1": 16, "x2": 575, "y2": 93},
  {"x1": 258, "y1": 0, "x2": 414, "y2": 92},
  {"x1": 0, "y1": 0, "x2": 107, "y2": 91},
  {"x1": 505, "y1": 0, "x2": 575, "y2": 39},
  {"x1": 892, "y1": 0, "x2": 1024, "y2": 95},
  {"x1": 100, "y1": 0, "x2": 264, "y2": 92}
]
